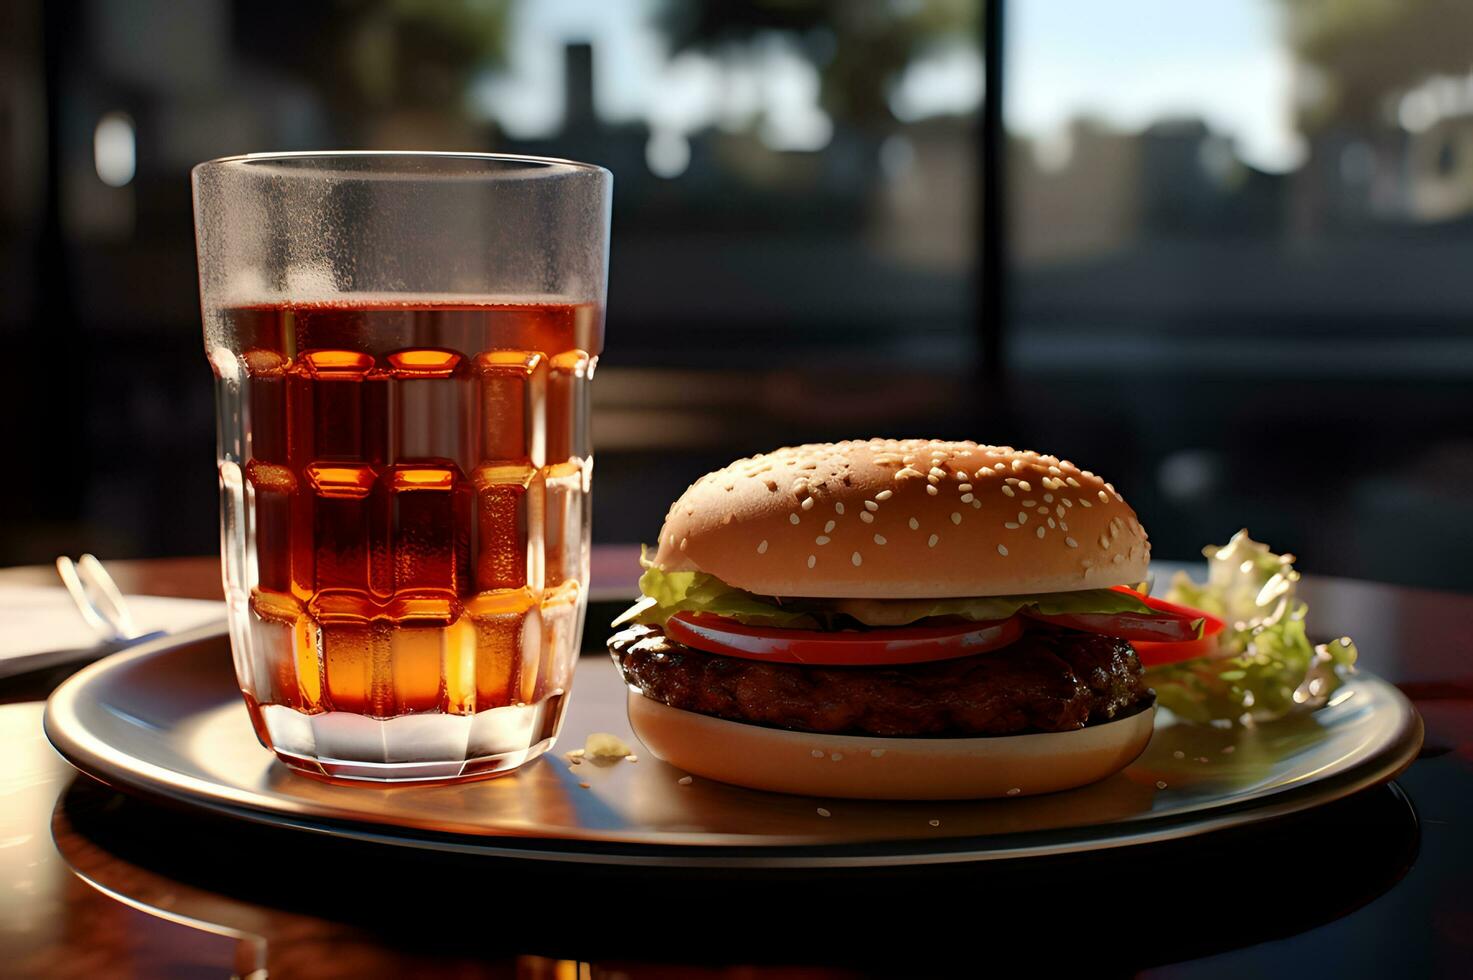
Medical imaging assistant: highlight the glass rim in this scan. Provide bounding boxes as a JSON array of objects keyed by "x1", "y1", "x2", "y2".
[{"x1": 192, "y1": 150, "x2": 610, "y2": 179}]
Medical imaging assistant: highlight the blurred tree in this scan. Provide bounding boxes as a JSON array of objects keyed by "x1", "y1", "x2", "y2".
[
  {"x1": 661, "y1": 0, "x2": 979, "y2": 130},
  {"x1": 343, "y1": 0, "x2": 511, "y2": 109},
  {"x1": 1282, "y1": 0, "x2": 1473, "y2": 130}
]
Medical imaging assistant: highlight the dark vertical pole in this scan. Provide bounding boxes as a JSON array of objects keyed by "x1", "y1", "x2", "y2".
[
  {"x1": 978, "y1": 0, "x2": 1011, "y2": 437},
  {"x1": 35, "y1": 0, "x2": 84, "y2": 528}
]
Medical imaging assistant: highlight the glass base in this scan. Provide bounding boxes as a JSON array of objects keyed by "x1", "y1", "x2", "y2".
[
  {"x1": 272, "y1": 738, "x2": 555, "y2": 784},
  {"x1": 252, "y1": 694, "x2": 565, "y2": 784}
]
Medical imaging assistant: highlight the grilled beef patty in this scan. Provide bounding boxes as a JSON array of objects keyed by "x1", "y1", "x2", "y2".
[{"x1": 608, "y1": 623, "x2": 1151, "y2": 738}]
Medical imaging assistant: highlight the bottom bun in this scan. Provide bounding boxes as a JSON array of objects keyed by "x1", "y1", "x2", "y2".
[{"x1": 626, "y1": 690, "x2": 1155, "y2": 800}]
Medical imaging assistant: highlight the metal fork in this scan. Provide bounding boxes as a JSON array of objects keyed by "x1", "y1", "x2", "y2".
[{"x1": 55, "y1": 554, "x2": 146, "y2": 643}]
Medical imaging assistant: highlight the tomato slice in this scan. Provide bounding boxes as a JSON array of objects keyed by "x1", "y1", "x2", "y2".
[
  {"x1": 1132, "y1": 633, "x2": 1224, "y2": 667},
  {"x1": 1022, "y1": 590, "x2": 1213, "y2": 644},
  {"x1": 664, "y1": 612, "x2": 1023, "y2": 666},
  {"x1": 1115, "y1": 591, "x2": 1229, "y2": 667}
]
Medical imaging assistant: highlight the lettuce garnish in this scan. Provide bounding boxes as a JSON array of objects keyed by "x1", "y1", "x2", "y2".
[
  {"x1": 613, "y1": 549, "x2": 1158, "y2": 630},
  {"x1": 1146, "y1": 530, "x2": 1357, "y2": 725},
  {"x1": 615, "y1": 565, "x2": 821, "y2": 629}
]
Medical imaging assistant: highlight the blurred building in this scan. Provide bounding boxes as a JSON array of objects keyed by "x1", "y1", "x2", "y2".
[{"x1": 0, "y1": 0, "x2": 1470, "y2": 589}]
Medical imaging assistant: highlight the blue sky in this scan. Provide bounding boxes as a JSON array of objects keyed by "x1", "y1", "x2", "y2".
[
  {"x1": 473, "y1": 0, "x2": 1303, "y2": 173},
  {"x1": 1009, "y1": 0, "x2": 1301, "y2": 171}
]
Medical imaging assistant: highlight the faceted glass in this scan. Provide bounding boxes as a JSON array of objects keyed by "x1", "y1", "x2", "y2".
[{"x1": 192, "y1": 153, "x2": 611, "y2": 781}]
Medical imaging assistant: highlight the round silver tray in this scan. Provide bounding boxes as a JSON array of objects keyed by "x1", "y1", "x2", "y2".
[{"x1": 44, "y1": 624, "x2": 1422, "y2": 868}]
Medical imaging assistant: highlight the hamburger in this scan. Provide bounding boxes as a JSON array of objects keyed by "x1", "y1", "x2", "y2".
[{"x1": 609, "y1": 440, "x2": 1201, "y2": 800}]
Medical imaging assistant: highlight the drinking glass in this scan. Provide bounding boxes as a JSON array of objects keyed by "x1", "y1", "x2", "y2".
[{"x1": 192, "y1": 152, "x2": 611, "y2": 781}]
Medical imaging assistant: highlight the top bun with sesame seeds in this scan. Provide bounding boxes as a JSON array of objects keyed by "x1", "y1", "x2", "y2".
[{"x1": 648, "y1": 439, "x2": 1150, "y2": 598}]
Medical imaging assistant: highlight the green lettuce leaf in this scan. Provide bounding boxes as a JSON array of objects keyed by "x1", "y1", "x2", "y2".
[
  {"x1": 613, "y1": 566, "x2": 820, "y2": 629},
  {"x1": 613, "y1": 556, "x2": 1158, "y2": 631},
  {"x1": 1146, "y1": 530, "x2": 1358, "y2": 724}
]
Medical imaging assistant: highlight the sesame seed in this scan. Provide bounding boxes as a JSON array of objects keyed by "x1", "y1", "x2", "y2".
[
  {"x1": 870, "y1": 749, "x2": 886, "y2": 758},
  {"x1": 815, "y1": 535, "x2": 830, "y2": 545},
  {"x1": 824, "y1": 520, "x2": 836, "y2": 533},
  {"x1": 678, "y1": 776, "x2": 693, "y2": 786},
  {"x1": 790, "y1": 513, "x2": 800, "y2": 525},
  {"x1": 851, "y1": 551, "x2": 863, "y2": 566},
  {"x1": 1099, "y1": 490, "x2": 1109, "y2": 502},
  {"x1": 1066, "y1": 537, "x2": 1079, "y2": 548},
  {"x1": 1022, "y1": 499, "x2": 1036, "y2": 507},
  {"x1": 1047, "y1": 518, "x2": 1056, "y2": 528},
  {"x1": 960, "y1": 493, "x2": 974, "y2": 503},
  {"x1": 860, "y1": 511, "x2": 874, "y2": 524},
  {"x1": 926, "y1": 485, "x2": 938, "y2": 496},
  {"x1": 1079, "y1": 499, "x2": 1091, "y2": 508},
  {"x1": 1036, "y1": 526, "x2": 1046, "y2": 539},
  {"x1": 1005, "y1": 522, "x2": 1019, "y2": 529},
  {"x1": 1001, "y1": 486, "x2": 1016, "y2": 498},
  {"x1": 1113, "y1": 554, "x2": 1124, "y2": 564},
  {"x1": 1062, "y1": 498, "x2": 1074, "y2": 508},
  {"x1": 1043, "y1": 493, "x2": 1054, "y2": 503},
  {"x1": 1156, "y1": 780, "x2": 1168, "y2": 790},
  {"x1": 929, "y1": 467, "x2": 945, "y2": 478},
  {"x1": 875, "y1": 490, "x2": 893, "y2": 501},
  {"x1": 835, "y1": 502, "x2": 845, "y2": 515},
  {"x1": 874, "y1": 534, "x2": 887, "y2": 545},
  {"x1": 1066, "y1": 477, "x2": 1081, "y2": 487},
  {"x1": 956, "y1": 471, "x2": 969, "y2": 480},
  {"x1": 997, "y1": 544, "x2": 1008, "y2": 556},
  {"x1": 909, "y1": 517, "x2": 920, "y2": 530},
  {"x1": 1018, "y1": 512, "x2": 1028, "y2": 524},
  {"x1": 1006, "y1": 787, "x2": 1021, "y2": 796},
  {"x1": 864, "y1": 500, "x2": 878, "y2": 512},
  {"x1": 929, "y1": 819, "x2": 941, "y2": 827},
  {"x1": 928, "y1": 534, "x2": 939, "y2": 548},
  {"x1": 831, "y1": 753, "x2": 844, "y2": 761},
  {"x1": 817, "y1": 807, "x2": 832, "y2": 817},
  {"x1": 757, "y1": 539, "x2": 769, "y2": 554},
  {"x1": 1059, "y1": 521, "x2": 1069, "y2": 531},
  {"x1": 807, "y1": 554, "x2": 817, "y2": 569},
  {"x1": 811, "y1": 749, "x2": 824, "y2": 758},
  {"x1": 679, "y1": 537, "x2": 688, "y2": 551},
  {"x1": 1082, "y1": 559, "x2": 1094, "y2": 568},
  {"x1": 1018, "y1": 481, "x2": 1031, "y2": 492},
  {"x1": 958, "y1": 483, "x2": 973, "y2": 492},
  {"x1": 971, "y1": 499, "x2": 982, "y2": 509},
  {"x1": 994, "y1": 463, "x2": 1005, "y2": 470},
  {"x1": 1099, "y1": 535, "x2": 1110, "y2": 548},
  {"x1": 951, "y1": 512, "x2": 962, "y2": 525},
  {"x1": 801, "y1": 497, "x2": 814, "y2": 511},
  {"x1": 1038, "y1": 506, "x2": 1050, "y2": 515}
]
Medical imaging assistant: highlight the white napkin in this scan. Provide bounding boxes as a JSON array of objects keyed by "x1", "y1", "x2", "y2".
[{"x1": 0, "y1": 586, "x2": 226, "y2": 675}]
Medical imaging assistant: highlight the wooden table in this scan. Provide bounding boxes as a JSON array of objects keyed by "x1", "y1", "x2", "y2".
[{"x1": 2, "y1": 554, "x2": 1472, "y2": 977}]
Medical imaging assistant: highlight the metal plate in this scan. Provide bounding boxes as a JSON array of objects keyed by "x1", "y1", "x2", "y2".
[{"x1": 44, "y1": 624, "x2": 1422, "y2": 868}]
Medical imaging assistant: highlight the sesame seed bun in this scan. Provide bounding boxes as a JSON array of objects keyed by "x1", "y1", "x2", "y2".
[
  {"x1": 650, "y1": 439, "x2": 1150, "y2": 598},
  {"x1": 626, "y1": 689, "x2": 1156, "y2": 800}
]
